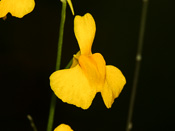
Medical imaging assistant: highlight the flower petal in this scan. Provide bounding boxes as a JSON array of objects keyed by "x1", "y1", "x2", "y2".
[
  {"x1": 50, "y1": 65, "x2": 96, "y2": 109},
  {"x1": 0, "y1": 0, "x2": 35, "y2": 18},
  {"x1": 54, "y1": 124, "x2": 73, "y2": 131},
  {"x1": 78, "y1": 53, "x2": 106, "y2": 91},
  {"x1": 74, "y1": 13, "x2": 96, "y2": 55},
  {"x1": 101, "y1": 65, "x2": 126, "y2": 108}
]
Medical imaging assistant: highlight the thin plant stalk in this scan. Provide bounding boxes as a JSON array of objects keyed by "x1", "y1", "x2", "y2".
[
  {"x1": 126, "y1": 0, "x2": 149, "y2": 131},
  {"x1": 27, "y1": 115, "x2": 38, "y2": 131},
  {"x1": 46, "y1": 1, "x2": 67, "y2": 131}
]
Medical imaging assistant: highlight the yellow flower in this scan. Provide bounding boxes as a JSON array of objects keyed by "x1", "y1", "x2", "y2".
[
  {"x1": 50, "y1": 13, "x2": 126, "y2": 109},
  {"x1": 54, "y1": 124, "x2": 73, "y2": 131},
  {"x1": 0, "y1": 0, "x2": 35, "y2": 18}
]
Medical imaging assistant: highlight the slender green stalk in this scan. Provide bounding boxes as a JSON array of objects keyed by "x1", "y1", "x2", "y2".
[
  {"x1": 65, "y1": 58, "x2": 73, "y2": 69},
  {"x1": 27, "y1": 115, "x2": 38, "y2": 131},
  {"x1": 126, "y1": 0, "x2": 149, "y2": 131},
  {"x1": 46, "y1": 1, "x2": 67, "y2": 131},
  {"x1": 56, "y1": 1, "x2": 67, "y2": 71},
  {"x1": 47, "y1": 93, "x2": 57, "y2": 131}
]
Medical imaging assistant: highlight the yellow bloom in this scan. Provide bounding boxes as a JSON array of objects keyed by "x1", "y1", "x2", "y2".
[
  {"x1": 54, "y1": 124, "x2": 73, "y2": 131},
  {"x1": 50, "y1": 13, "x2": 126, "y2": 109},
  {"x1": 0, "y1": 0, "x2": 35, "y2": 18}
]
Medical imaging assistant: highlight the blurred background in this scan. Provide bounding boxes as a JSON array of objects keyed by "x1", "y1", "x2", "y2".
[{"x1": 0, "y1": 0, "x2": 175, "y2": 130}]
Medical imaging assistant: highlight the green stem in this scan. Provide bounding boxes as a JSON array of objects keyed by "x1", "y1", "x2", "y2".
[
  {"x1": 65, "y1": 58, "x2": 73, "y2": 69},
  {"x1": 27, "y1": 115, "x2": 38, "y2": 131},
  {"x1": 56, "y1": 1, "x2": 67, "y2": 71},
  {"x1": 126, "y1": 0, "x2": 149, "y2": 131},
  {"x1": 46, "y1": 1, "x2": 67, "y2": 131}
]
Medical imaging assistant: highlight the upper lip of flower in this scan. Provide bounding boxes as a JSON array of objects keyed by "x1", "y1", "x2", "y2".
[{"x1": 74, "y1": 13, "x2": 96, "y2": 55}]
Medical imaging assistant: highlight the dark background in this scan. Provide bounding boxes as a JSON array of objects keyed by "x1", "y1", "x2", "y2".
[{"x1": 0, "y1": 0, "x2": 175, "y2": 130}]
